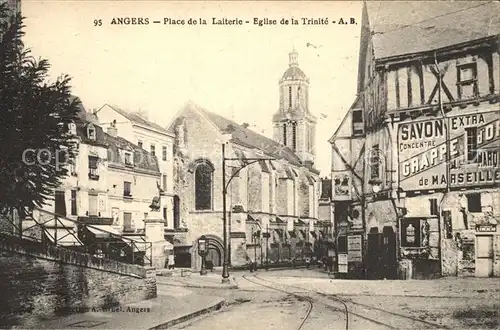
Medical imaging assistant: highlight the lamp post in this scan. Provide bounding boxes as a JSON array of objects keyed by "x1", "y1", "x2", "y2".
[
  {"x1": 221, "y1": 142, "x2": 275, "y2": 284},
  {"x1": 198, "y1": 235, "x2": 208, "y2": 276}
]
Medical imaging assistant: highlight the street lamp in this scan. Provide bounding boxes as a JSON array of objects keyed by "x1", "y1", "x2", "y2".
[
  {"x1": 198, "y1": 235, "x2": 208, "y2": 276},
  {"x1": 221, "y1": 142, "x2": 275, "y2": 284}
]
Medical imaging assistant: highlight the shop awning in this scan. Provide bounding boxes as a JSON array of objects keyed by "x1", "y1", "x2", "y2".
[
  {"x1": 45, "y1": 228, "x2": 83, "y2": 247},
  {"x1": 87, "y1": 225, "x2": 121, "y2": 238}
]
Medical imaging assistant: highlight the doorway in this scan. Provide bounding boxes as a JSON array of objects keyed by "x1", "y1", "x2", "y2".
[
  {"x1": 207, "y1": 247, "x2": 221, "y2": 267},
  {"x1": 366, "y1": 226, "x2": 397, "y2": 279},
  {"x1": 476, "y1": 235, "x2": 494, "y2": 277}
]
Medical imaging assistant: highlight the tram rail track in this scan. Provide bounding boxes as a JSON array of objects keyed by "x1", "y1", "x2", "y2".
[
  {"x1": 243, "y1": 274, "x2": 451, "y2": 330},
  {"x1": 242, "y1": 275, "x2": 315, "y2": 330}
]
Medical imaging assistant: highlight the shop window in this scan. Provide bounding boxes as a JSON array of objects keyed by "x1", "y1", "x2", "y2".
[
  {"x1": 401, "y1": 218, "x2": 421, "y2": 247},
  {"x1": 467, "y1": 193, "x2": 481, "y2": 212}
]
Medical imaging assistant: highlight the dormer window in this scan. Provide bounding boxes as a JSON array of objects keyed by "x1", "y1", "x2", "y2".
[
  {"x1": 124, "y1": 152, "x2": 133, "y2": 166},
  {"x1": 87, "y1": 124, "x2": 96, "y2": 140},
  {"x1": 68, "y1": 122, "x2": 77, "y2": 135}
]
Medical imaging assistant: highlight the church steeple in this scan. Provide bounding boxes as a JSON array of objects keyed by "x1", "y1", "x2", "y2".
[
  {"x1": 289, "y1": 48, "x2": 299, "y2": 67},
  {"x1": 273, "y1": 49, "x2": 317, "y2": 165}
]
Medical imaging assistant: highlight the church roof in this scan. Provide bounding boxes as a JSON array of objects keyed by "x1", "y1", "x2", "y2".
[
  {"x1": 365, "y1": 1, "x2": 500, "y2": 60},
  {"x1": 282, "y1": 66, "x2": 307, "y2": 80},
  {"x1": 203, "y1": 110, "x2": 304, "y2": 167}
]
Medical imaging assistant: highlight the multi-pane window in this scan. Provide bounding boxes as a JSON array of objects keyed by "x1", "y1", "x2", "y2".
[
  {"x1": 150, "y1": 144, "x2": 155, "y2": 156},
  {"x1": 162, "y1": 146, "x2": 167, "y2": 161},
  {"x1": 288, "y1": 86, "x2": 292, "y2": 108},
  {"x1": 124, "y1": 152, "x2": 132, "y2": 166},
  {"x1": 292, "y1": 122, "x2": 297, "y2": 151},
  {"x1": 123, "y1": 181, "x2": 132, "y2": 197},
  {"x1": 465, "y1": 127, "x2": 478, "y2": 162},
  {"x1": 137, "y1": 141, "x2": 143, "y2": 149},
  {"x1": 457, "y1": 63, "x2": 478, "y2": 99},
  {"x1": 88, "y1": 156, "x2": 99, "y2": 180},
  {"x1": 71, "y1": 190, "x2": 77, "y2": 216}
]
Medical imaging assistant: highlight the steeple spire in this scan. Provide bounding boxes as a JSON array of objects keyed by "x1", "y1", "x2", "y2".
[{"x1": 289, "y1": 48, "x2": 299, "y2": 67}]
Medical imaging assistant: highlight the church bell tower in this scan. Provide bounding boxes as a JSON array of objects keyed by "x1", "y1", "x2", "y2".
[{"x1": 273, "y1": 49, "x2": 317, "y2": 165}]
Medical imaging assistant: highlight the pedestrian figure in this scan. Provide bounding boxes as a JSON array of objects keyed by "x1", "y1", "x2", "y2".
[
  {"x1": 167, "y1": 253, "x2": 175, "y2": 269},
  {"x1": 305, "y1": 256, "x2": 311, "y2": 269}
]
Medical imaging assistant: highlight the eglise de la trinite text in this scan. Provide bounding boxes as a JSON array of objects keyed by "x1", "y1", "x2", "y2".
[{"x1": 107, "y1": 17, "x2": 357, "y2": 26}]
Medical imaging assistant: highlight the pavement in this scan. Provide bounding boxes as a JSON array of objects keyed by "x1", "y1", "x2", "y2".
[
  {"x1": 27, "y1": 268, "x2": 500, "y2": 329},
  {"x1": 34, "y1": 282, "x2": 226, "y2": 330},
  {"x1": 31, "y1": 269, "x2": 238, "y2": 330}
]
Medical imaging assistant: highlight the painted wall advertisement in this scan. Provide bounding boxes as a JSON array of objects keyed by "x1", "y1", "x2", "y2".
[{"x1": 398, "y1": 111, "x2": 500, "y2": 191}]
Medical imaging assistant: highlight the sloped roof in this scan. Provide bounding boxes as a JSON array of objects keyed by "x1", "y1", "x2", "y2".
[
  {"x1": 366, "y1": 1, "x2": 500, "y2": 60},
  {"x1": 202, "y1": 110, "x2": 304, "y2": 167},
  {"x1": 104, "y1": 134, "x2": 160, "y2": 173},
  {"x1": 106, "y1": 105, "x2": 170, "y2": 134}
]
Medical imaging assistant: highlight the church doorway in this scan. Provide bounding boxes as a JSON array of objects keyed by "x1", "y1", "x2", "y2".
[{"x1": 194, "y1": 234, "x2": 224, "y2": 268}]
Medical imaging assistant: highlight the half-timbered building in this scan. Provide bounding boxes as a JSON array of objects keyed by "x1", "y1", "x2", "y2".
[{"x1": 329, "y1": 1, "x2": 500, "y2": 279}]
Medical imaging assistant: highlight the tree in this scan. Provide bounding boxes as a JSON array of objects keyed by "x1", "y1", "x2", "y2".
[{"x1": 0, "y1": 4, "x2": 80, "y2": 216}]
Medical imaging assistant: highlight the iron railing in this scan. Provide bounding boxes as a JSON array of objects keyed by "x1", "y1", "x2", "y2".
[{"x1": 0, "y1": 207, "x2": 153, "y2": 266}]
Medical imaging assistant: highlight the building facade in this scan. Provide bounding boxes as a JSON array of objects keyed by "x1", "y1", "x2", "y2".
[
  {"x1": 93, "y1": 105, "x2": 175, "y2": 230},
  {"x1": 166, "y1": 51, "x2": 323, "y2": 269},
  {"x1": 40, "y1": 101, "x2": 162, "y2": 241},
  {"x1": 330, "y1": 1, "x2": 500, "y2": 279}
]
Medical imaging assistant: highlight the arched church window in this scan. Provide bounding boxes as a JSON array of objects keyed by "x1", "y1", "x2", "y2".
[
  {"x1": 195, "y1": 162, "x2": 213, "y2": 210},
  {"x1": 292, "y1": 122, "x2": 297, "y2": 151},
  {"x1": 288, "y1": 86, "x2": 292, "y2": 108}
]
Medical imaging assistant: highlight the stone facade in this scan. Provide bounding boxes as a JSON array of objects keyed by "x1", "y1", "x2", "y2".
[
  {"x1": 167, "y1": 89, "x2": 321, "y2": 269},
  {"x1": 0, "y1": 233, "x2": 156, "y2": 328}
]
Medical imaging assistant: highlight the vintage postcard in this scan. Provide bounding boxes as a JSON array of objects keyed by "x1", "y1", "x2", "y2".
[{"x1": 0, "y1": 0, "x2": 499, "y2": 329}]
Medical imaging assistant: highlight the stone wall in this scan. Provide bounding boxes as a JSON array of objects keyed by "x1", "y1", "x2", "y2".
[{"x1": 0, "y1": 234, "x2": 156, "y2": 328}]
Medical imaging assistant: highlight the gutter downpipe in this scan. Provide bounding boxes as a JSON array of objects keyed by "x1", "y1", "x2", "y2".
[{"x1": 434, "y1": 51, "x2": 451, "y2": 276}]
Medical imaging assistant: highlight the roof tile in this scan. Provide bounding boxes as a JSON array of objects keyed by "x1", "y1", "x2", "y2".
[{"x1": 366, "y1": 1, "x2": 500, "y2": 59}]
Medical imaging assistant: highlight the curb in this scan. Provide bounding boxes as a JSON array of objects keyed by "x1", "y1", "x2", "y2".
[
  {"x1": 157, "y1": 279, "x2": 239, "y2": 290},
  {"x1": 148, "y1": 300, "x2": 226, "y2": 330}
]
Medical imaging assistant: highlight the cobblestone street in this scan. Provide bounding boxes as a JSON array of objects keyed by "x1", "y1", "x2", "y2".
[{"x1": 169, "y1": 269, "x2": 500, "y2": 330}]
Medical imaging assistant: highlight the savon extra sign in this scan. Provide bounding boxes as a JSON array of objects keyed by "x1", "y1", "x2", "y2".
[{"x1": 398, "y1": 111, "x2": 500, "y2": 191}]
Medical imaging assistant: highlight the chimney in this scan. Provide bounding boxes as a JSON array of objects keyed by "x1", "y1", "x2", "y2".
[{"x1": 107, "y1": 119, "x2": 118, "y2": 137}]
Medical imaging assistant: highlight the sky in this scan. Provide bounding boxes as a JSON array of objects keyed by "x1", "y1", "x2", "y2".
[{"x1": 21, "y1": 0, "x2": 362, "y2": 176}]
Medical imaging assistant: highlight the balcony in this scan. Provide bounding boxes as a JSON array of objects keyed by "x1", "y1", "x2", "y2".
[{"x1": 88, "y1": 173, "x2": 100, "y2": 181}]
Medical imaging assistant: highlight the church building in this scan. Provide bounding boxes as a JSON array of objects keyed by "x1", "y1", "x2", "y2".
[{"x1": 166, "y1": 50, "x2": 324, "y2": 269}]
